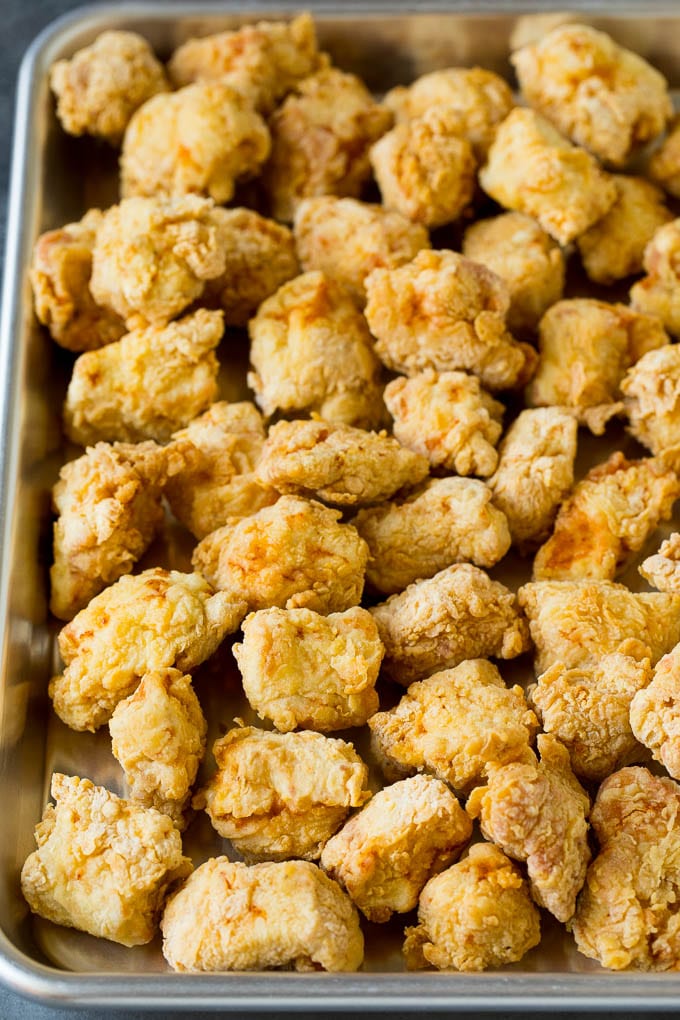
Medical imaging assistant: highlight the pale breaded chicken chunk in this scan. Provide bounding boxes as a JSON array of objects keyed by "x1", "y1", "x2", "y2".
[
  {"x1": 526, "y1": 298, "x2": 669, "y2": 435},
  {"x1": 248, "y1": 271, "x2": 385, "y2": 429},
  {"x1": 21, "y1": 774, "x2": 191, "y2": 946},
  {"x1": 121, "y1": 82, "x2": 270, "y2": 204},
  {"x1": 640, "y1": 532, "x2": 680, "y2": 593},
  {"x1": 571, "y1": 766, "x2": 680, "y2": 970},
  {"x1": 293, "y1": 196, "x2": 429, "y2": 306},
  {"x1": 167, "y1": 13, "x2": 325, "y2": 114},
  {"x1": 234, "y1": 606, "x2": 382, "y2": 732},
  {"x1": 49, "y1": 568, "x2": 245, "y2": 732},
  {"x1": 533, "y1": 451, "x2": 680, "y2": 582},
  {"x1": 403, "y1": 843, "x2": 540, "y2": 972},
  {"x1": 320, "y1": 774, "x2": 472, "y2": 922},
  {"x1": 263, "y1": 68, "x2": 393, "y2": 222},
  {"x1": 192, "y1": 495, "x2": 368, "y2": 614},
  {"x1": 63, "y1": 308, "x2": 222, "y2": 447},
  {"x1": 479, "y1": 108, "x2": 617, "y2": 246},
  {"x1": 161, "y1": 858, "x2": 363, "y2": 973},
  {"x1": 511, "y1": 23, "x2": 672, "y2": 167},
  {"x1": 193, "y1": 726, "x2": 370, "y2": 860},
  {"x1": 369, "y1": 107, "x2": 476, "y2": 229},
  {"x1": 577, "y1": 175, "x2": 673, "y2": 285},
  {"x1": 30, "y1": 209, "x2": 125, "y2": 352},
  {"x1": 109, "y1": 668, "x2": 207, "y2": 827},
  {"x1": 50, "y1": 440, "x2": 183, "y2": 621},
  {"x1": 530, "y1": 652, "x2": 651, "y2": 783},
  {"x1": 255, "y1": 418, "x2": 429, "y2": 507},
  {"x1": 630, "y1": 645, "x2": 680, "y2": 780},
  {"x1": 622, "y1": 342, "x2": 680, "y2": 456},
  {"x1": 384, "y1": 370, "x2": 504, "y2": 477},
  {"x1": 518, "y1": 579, "x2": 680, "y2": 674},
  {"x1": 364, "y1": 250, "x2": 537, "y2": 391},
  {"x1": 353, "y1": 477, "x2": 510, "y2": 596},
  {"x1": 368, "y1": 660, "x2": 537, "y2": 794},
  {"x1": 630, "y1": 220, "x2": 680, "y2": 337},
  {"x1": 649, "y1": 115, "x2": 680, "y2": 199},
  {"x1": 463, "y1": 212, "x2": 565, "y2": 334},
  {"x1": 488, "y1": 408, "x2": 578, "y2": 552},
  {"x1": 50, "y1": 31, "x2": 168, "y2": 145},
  {"x1": 164, "y1": 401, "x2": 277, "y2": 540},
  {"x1": 370, "y1": 564, "x2": 529, "y2": 686}
]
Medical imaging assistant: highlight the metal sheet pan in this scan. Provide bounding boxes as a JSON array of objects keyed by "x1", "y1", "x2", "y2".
[{"x1": 5, "y1": 1, "x2": 680, "y2": 1009}]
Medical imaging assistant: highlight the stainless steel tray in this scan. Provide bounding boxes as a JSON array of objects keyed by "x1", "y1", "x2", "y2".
[{"x1": 5, "y1": 1, "x2": 680, "y2": 1010}]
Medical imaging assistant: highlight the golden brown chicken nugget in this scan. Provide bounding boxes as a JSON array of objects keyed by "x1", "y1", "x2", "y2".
[
  {"x1": 621, "y1": 344, "x2": 680, "y2": 456},
  {"x1": 649, "y1": 115, "x2": 680, "y2": 199},
  {"x1": 639, "y1": 531, "x2": 680, "y2": 593},
  {"x1": 630, "y1": 219, "x2": 680, "y2": 338},
  {"x1": 630, "y1": 644, "x2": 680, "y2": 780}
]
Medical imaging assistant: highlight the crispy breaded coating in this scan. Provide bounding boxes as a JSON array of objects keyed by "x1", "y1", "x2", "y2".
[
  {"x1": 193, "y1": 726, "x2": 370, "y2": 860},
  {"x1": 30, "y1": 209, "x2": 125, "y2": 352},
  {"x1": 462, "y1": 212, "x2": 565, "y2": 334},
  {"x1": 622, "y1": 341, "x2": 680, "y2": 457},
  {"x1": 577, "y1": 175, "x2": 673, "y2": 285},
  {"x1": 371, "y1": 564, "x2": 530, "y2": 686},
  {"x1": 320, "y1": 775, "x2": 472, "y2": 922},
  {"x1": 192, "y1": 495, "x2": 368, "y2": 614},
  {"x1": 63, "y1": 308, "x2": 222, "y2": 447},
  {"x1": 518, "y1": 579, "x2": 680, "y2": 674},
  {"x1": 49, "y1": 31, "x2": 168, "y2": 145},
  {"x1": 263, "y1": 68, "x2": 392, "y2": 222},
  {"x1": 255, "y1": 418, "x2": 429, "y2": 507},
  {"x1": 479, "y1": 108, "x2": 617, "y2": 246},
  {"x1": 530, "y1": 652, "x2": 651, "y2": 783},
  {"x1": 403, "y1": 843, "x2": 540, "y2": 972},
  {"x1": 21, "y1": 774, "x2": 191, "y2": 946},
  {"x1": 164, "y1": 401, "x2": 277, "y2": 540},
  {"x1": 511, "y1": 23, "x2": 672, "y2": 167},
  {"x1": 640, "y1": 532, "x2": 680, "y2": 592},
  {"x1": 109, "y1": 668, "x2": 207, "y2": 827},
  {"x1": 234, "y1": 606, "x2": 382, "y2": 732},
  {"x1": 526, "y1": 298, "x2": 669, "y2": 435},
  {"x1": 533, "y1": 451, "x2": 680, "y2": 582},
  {"x1": 248, "y1": 271, "x2": 385, "y2": 429},
  {"x1": 630, "y1": 645, "x2": 680, "y2": 780},
  {"x1": 488, "y1": 408, "x2": 577, "y2": 551},
  {"x1": 364, "y1": 249, "x2": 537, "y2": 391},
  {"x1": 369, "y1": 107, "x2": 476, "y2": 229},
  {"x1": 161, "y1": 858, "x2": 363, "y2": 973},
  {"x1": 50, "y1": 440, "x2": 183, "y2": 621},
  {"x1": 368, "y1": 660, "x2": 537, "y2": 794},
  {"x1": 293, "y1": 197, "x2": 429, "y2": 306},
  {"x1": 630, "y1": 220, "x2": 680, "y2": 338},
  {"x1": 49, "y1": 568, "x2": 245, "y2": 732},
  {"x1": 649, "y1": 115, "x2": 680, "y2": 199},
  {"x1": 353, "y1": 477, "x2": 510, "y2": 596},
  {"x1": 571, "y1": 766, "x2": 680, "y2": 970}
]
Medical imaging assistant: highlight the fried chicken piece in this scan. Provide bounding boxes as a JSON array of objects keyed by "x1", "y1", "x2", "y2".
[
  {"x1": 263, "y1": 68, "x2": 392, "y2": 222},
  {"x1": 49, "y1": 31, "x2": 168, "y2": 145},
  {"x1": 368, "y1": 660, "x2": 537, "y2": 794},
  {"x1": 21, "y1": 774, "x2": 191, "y2": 946},
  {"x1": 369, "y1": 107, "x2": 476, "y2": 229},
  {"x1": 488, "y1": 408, "x2": 577, "y2": 552},
  {"x1": 467, "y1": 734, "x2": 590, "y2": 922},
  {"x1": 511, "y1": 23, "x2": 672, "y2": 167},
  {"x1": 649, "y1": 115, "x2": 680, "y2": 199},
  {"x1": 63, "y1": 308, "x2": 222, "y2": 446},
  {"x1": 353, "y1": 477, "x2": 510, "y2": 596},
  {"x1": 571, "y1": 766, "x2": 680, "y2": 970},
  {"x1": 49, "y1": 568, "x2": 245, "y2": 732},
  {"x1": 533, "y1": 451, "x2": 680, "y2": 582},
  {"x1": 192, "y1": 495, "x2": 368, "y2": 614},
  {"x1": 622, "y1": 341, "x2": 680, "y2": 457},
  {"x1": 630, "y1": 220, "x2": 680, "y2": 338},
  {"x1": 403, "y1": 843, "x2": 540, "y2": 972},
  {"x1": 293, "y1": 196, "x2": 429, "y2": 306},
  {"x1": 161, "y1": 858, "x2": 363, "y2": 973},
  {"x1": 30, "y1": 209, "x2": 125, "y2": 352},
  {"x1": 479, "y1": 108, "x2": 617, "y2": 246},
  {"x1": 640, "y1": 532, "x2": 680, "y2": 592},
  {"x1": 233, "y1": 606, "x2": 382, "y2": 732},
  {"x1": 526, "y1": 299, "x2": 669, "y2": 435},
  {"x1": 364, "y1": 249, "x2": 537, "y2": 391},
  {"x1": 320, "y1": 775, "x2": 472, "y2": 923},
  {"x1": 50, "y1": 440, "x2": 183, "y2": 621},
  {"x1": 109, "y1": 668, "x2": 207, "y2": 827},
  {"x1": 248, "y1": 271, "x2": 385, "y2": 429},
  {"x1": 371, "y1": 564, "x2": 529, "y2": 686},
  {"x1": 530, "y1": 652, "x2": 651, "y2": 783},
  {"x1": 630, "y1": 645, "x2": 680, "y2": 780},
  {"x1": 193, "y1": 726, "x2": 370, "y2": 860}
]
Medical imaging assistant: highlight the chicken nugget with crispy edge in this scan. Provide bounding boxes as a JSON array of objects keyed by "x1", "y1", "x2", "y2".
[
  {"x1": 640, "y1": 531, "x2": 680, "y2": 593},
  {"x1": 630, "y1": 643, "x2": 680, "y2": 781},
  {"x1": 630, "y1": 219, "x2": 680, "y2": 338},
  {"x1": 649, "y1": 114, "x2": 680, "y2": 200},
  {"x1": 621, "y1": 344, "x2": 680, "y2": 457}
]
